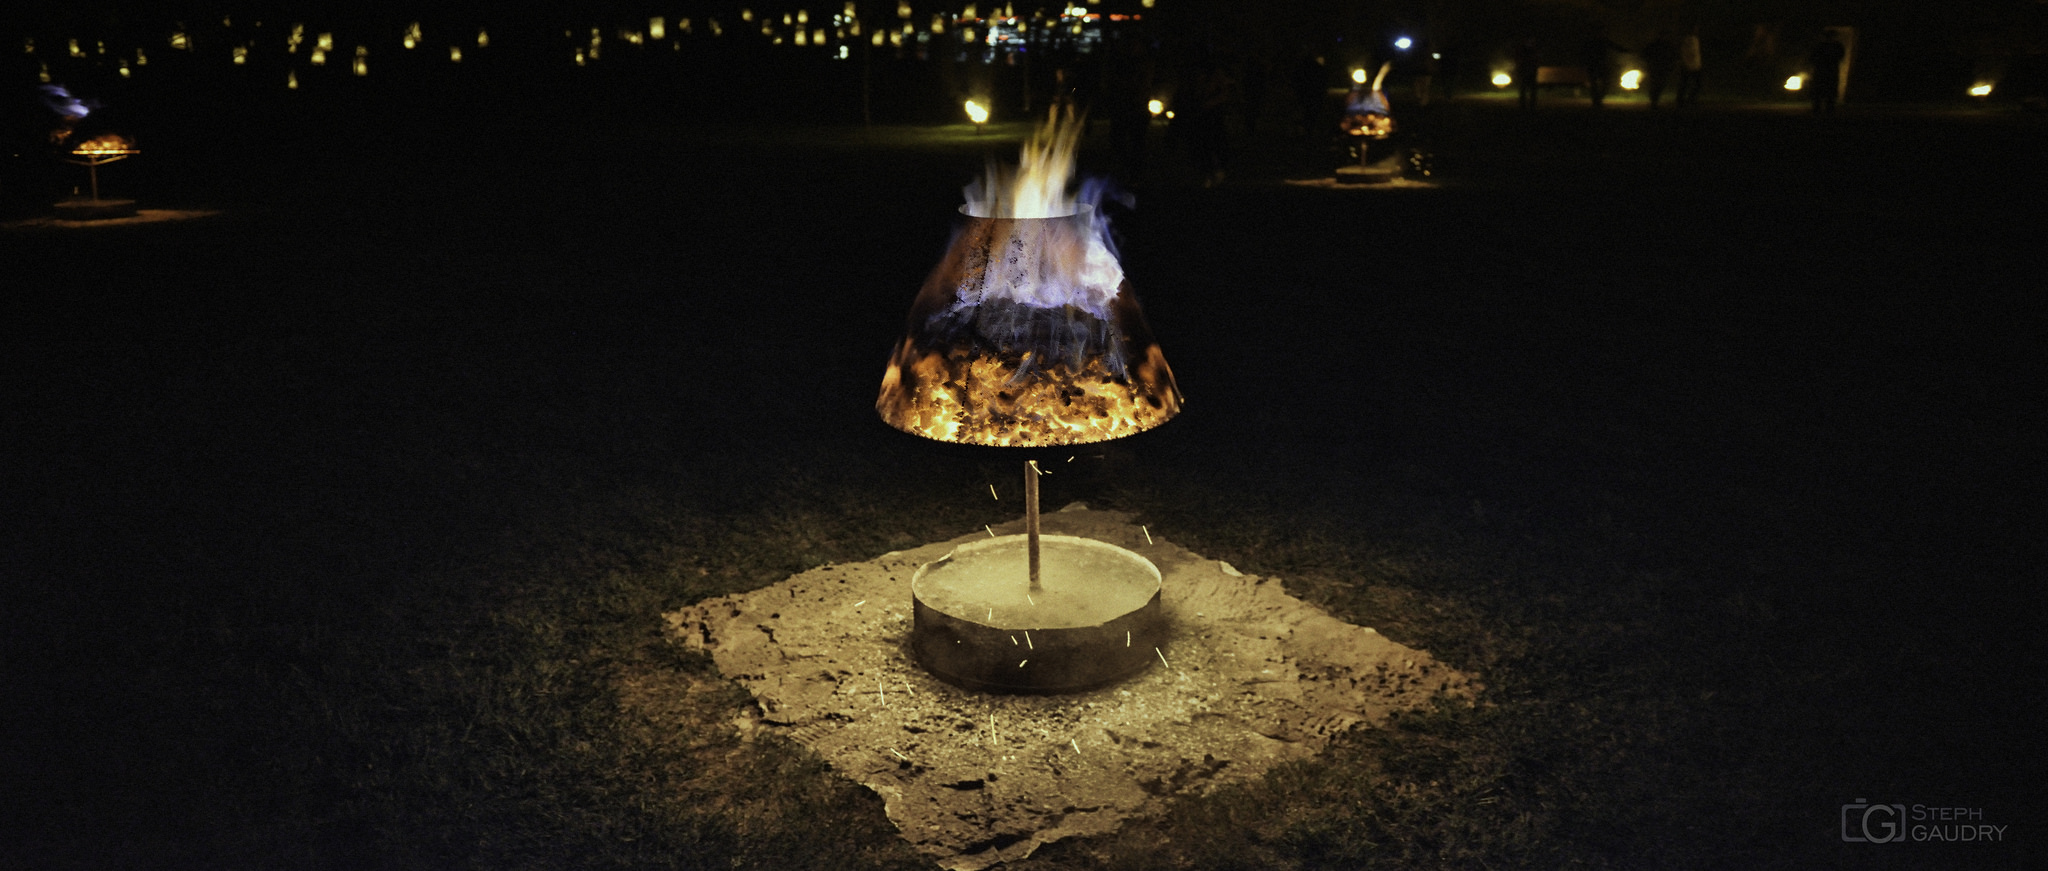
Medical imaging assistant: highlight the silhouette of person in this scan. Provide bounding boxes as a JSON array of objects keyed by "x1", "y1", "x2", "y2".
[
  {"x1": 1579, "y1": 28, "x2": 1627, "y2": 108},
  {"x1": 1677, "y1": 27, "x2": 1704, "y2": 108},
  {"x1": 1289, "y1": 51, "x2": 1328, "y2": 135},
  {"x1": 1177, "y1": 56, "x2": 1234, "y2": 186},
  {"x1": 1640, "y1": 32, "x2": 1679, "y2": 109},
  {"x1": 1514, "y1": 39, "x2": 1541, "y2": 109},
  {"x1": 1807, "y1": 29, "x2": 1845, "y2": 114}
]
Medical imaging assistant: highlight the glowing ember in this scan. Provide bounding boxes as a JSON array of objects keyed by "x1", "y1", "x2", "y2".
[
  {"x1": 878, "y1": 109, "x2": 1180, "y2": 447},
  {"x1": 71, "y1": 134, "x2": 137, "y2": 156}
]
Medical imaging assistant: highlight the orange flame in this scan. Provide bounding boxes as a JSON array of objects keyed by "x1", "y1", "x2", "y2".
[
  {"x1": 71, "y1": 134, "x2": 137, "y2": 155},
  {"x1": 878, "y1": 326, "x2": 1178, "y2": 447}
]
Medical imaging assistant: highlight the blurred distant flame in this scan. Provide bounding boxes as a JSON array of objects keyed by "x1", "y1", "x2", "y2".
[{"x1": 72, "y1": 134, "x2": 137, "y2": 155}]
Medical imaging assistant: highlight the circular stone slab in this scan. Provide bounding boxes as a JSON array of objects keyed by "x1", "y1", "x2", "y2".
[{"x1": 912, "y1": 534, "x2": 1164, "y2": 693}]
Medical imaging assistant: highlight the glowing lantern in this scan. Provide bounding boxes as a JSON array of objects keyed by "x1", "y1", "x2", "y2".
[
  {"x1": 741, "y1": 9, "x2": 754, "y2": 22},
  {"x1": 477, "y1": 28, "x2": 490, "y2": 47},
  {"x1": 1619, "y1": 69, "x2": 1642, "y2": 90},
  {"x1": 965, "y1": 3, "x2": 978, "y2": 17},
  {"x1": 136, "y1": 48, "x2": 147, "y2": 65},
  {"x1": 964, "y1": 98, "x2": 989, "y2": 125},
  {"x1": 651, "y1": 17, "x2": 666, "y2": 40},
  {"x1": 118, "y1": 62, "x2": 131, "y2": 78},
  {"x1": 933, "y1": 14, "x2": 946, "y2": 33},
  {"x1": 171, "y1": 31, "x2": 189, "y2": 50},
  {"x1": 404, "y1": 22, "x2": 421, "y2": 49},
  {"x1": 449, "y1": 46, "x2": 463, "y2": 62},
  {"x1": 815, "y1": 27, "x2": 827, "y2": 43},
  {"x1": 1142, "y1": 0, "x2": 1155, "y2": 8},
  {"x1": 1147, "y1": 98, "x2": 1163, "y2": 116},
  {"x1": 899, "y1": 1, "x2": 913, "y2": 18},
  {"x1": 317, "y1": 33, "x2": 333, "y2": 51},
  {"x1": 846, "y1": 2, "x2": 859, "y2": 17},
  {"x1": 799, "y1": 9, "x2": 810, "y2": 24},
  {"x1": 1784, "y1": 75, "x2": 1804, "y2": 91},
  {"x1": 23, "y1": 37, "x2": 32, "y2": 54},
  {"x1": 890, "y1": 30, "x2": 904, "y2": 46},
  {"x1": 287, "y1": 70, "x2": 298, "y2": 88},
  {"x1": 574, "y1": 49, "x2": 587, "y2": 65},
  {"x1": 311, "y1": 48, "x2": 326, "y2": 65},
  {"x1": 353, "y1": 45, "x2": 368, "y2": 76},
  {"x1": 70, "y1": 39, "x2": 84, "y2": 57},
  {"x1": 233, "y1": 46, "x2": 248, "y2": 64},
  {"x1": 797, "y1": 29, "x2": 809, "y2": 45},
  {"x1": 97, "y1": 41, "x2": 106, "y2": 55},
  {"x1": 963, "y1": 26, "x2": 975, "y2": 41},
  {"x1": 1351, "y1": 67, "x2": 1367, "y2": 85},
  {"x1": 873, "y1": 30, "x2": 885, "y2": 45},
  {"x1": 1969, "y1": 83, "x2": 1992, "y2": 97},
  {"x1": 710, "y1": 20, "x2": 723, "y2": 36},
  {"x1": 38, "y1": 62, "x2": 50, "y2": 83},
  {"x1": 1492, "y1": 72, "x2": 1512, "y2": 87}
]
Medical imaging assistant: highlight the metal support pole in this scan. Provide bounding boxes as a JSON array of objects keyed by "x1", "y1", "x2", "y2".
[{"x1": 1024, "y1": 459, "x2": 1041, "y2": 591}]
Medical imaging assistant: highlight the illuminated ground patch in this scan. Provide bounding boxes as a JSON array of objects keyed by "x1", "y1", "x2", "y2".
[{"x1": 666, "y1": 505, "x2": 1474, "y2": 869}]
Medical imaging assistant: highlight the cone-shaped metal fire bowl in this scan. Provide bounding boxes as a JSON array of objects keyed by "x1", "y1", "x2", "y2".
[
  {"x1": 911, "y1": 533, "x2": 1165, "y2": 692},
  {"x1": 877, "y1": 208, "x2": 1181, "y2": 448}
]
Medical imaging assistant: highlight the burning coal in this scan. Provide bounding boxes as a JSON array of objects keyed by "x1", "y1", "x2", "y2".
[{"x1": 878, "y1": 109, "x2": 1180, "y2": 447}]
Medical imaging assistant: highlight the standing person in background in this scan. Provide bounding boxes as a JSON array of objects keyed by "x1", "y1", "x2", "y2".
[
  {"x1": 1411, "y1": 44, "x2": 1439, "y2": 107},
  {"x1": 1807, "y1": 28, "x2": 1845, "y2": 114},
  {"x1": 1289, "y1": 50, "x2": 1328, "y2": 136},
  {"x1": 1514, "y1": 39, "x2": 1541, "y2": 109},
  {"x1": 1579, "y1": 27, "x2": 1626, "y2": 108},
  {"x1": 1177, "y1": 54, "x2": 1235, "y2": 187},
  {"x1": 1677, "y1": 26, "x2": 1705, "y2": 108},
  {"x1": 1640, "y1": 31, "x2": 1679, "y2": 109}
]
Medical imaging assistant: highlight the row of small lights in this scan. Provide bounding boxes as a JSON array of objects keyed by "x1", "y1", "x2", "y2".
[
  {"x1": 22, "y1": 2, "x2": 1147, "y2": 87},
  {"x1": 23, "y1": 20, "x2": 484, "y2": 85},
  {"x1": 1474, "y1": 66, "x2": 1996, "y2": 100}
]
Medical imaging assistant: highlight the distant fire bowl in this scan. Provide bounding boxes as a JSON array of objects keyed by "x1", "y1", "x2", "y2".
[
  {"x1": 912, "y1": 534, "x2": 1164, "y2": 693},
  {"x1": 54, "y1": 197, "x2": 139, "y2": 220}
]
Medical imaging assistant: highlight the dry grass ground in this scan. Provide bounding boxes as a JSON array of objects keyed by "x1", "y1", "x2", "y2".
[{"x1": 4, "y1": 90, "x2": 2043, "y2": 869}]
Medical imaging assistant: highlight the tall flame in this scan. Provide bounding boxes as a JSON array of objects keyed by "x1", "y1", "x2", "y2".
[{"x1": 877, "y1": 108, "x2": 1180, "y2": 447}]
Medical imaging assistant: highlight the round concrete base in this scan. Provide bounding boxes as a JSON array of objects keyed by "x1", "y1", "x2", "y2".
[
  {"x1": 1334, "y1": 164, "x2": 1401, "y2": 185},
  {"x1": 911, "y1": 534, "x2": 1164, "y2": 693},
  {"x1": 54, "y1": 198, "x2": 140, "y2": 220}
]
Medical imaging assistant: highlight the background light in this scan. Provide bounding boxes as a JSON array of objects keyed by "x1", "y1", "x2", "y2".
[
  {"x1": 1784, "y1": 75, "x2": 1804, "y2": 91},
  {"x1": 1492, "y1": 72, "x2": 1512, "y2": 87},
  {"x1": 1393, "y1": 36, "x2": 1412, "y2": 50}
]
